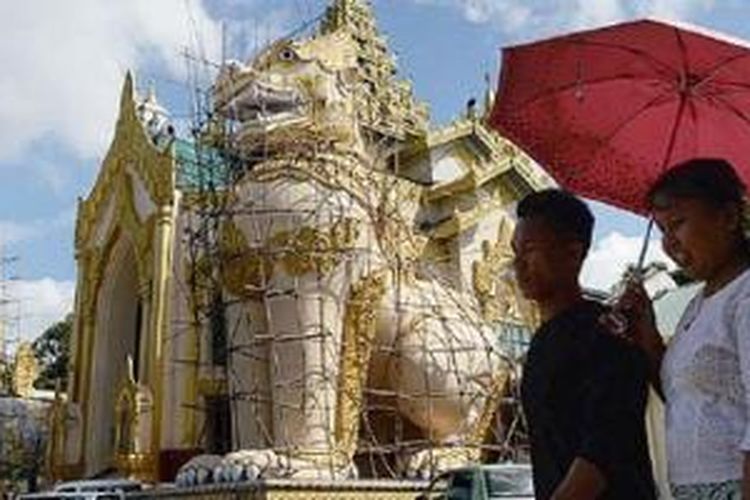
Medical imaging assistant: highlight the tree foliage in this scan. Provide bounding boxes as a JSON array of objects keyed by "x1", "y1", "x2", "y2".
[{"x1": 32, "y1": 314, "x2": 72, "y2": 390}]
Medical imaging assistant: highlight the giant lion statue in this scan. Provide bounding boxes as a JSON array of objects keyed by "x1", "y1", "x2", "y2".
[{"x1": 178, "y1": 3, "x2": 522, "y2": 485}]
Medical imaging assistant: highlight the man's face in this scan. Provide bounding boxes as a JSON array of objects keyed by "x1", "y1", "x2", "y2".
[{"x1": 512, "y1": 217, "x2": 583, "y2": 302}]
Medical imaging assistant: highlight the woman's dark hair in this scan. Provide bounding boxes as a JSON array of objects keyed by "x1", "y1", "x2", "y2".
[
  {"x1": 649, "y1": 158, "x2": 750, "y2": 253},
  {"x1": 648, "y1": 158, "x2": 746, "y2": 209},
  {"x1": 516, "y1": 189, "x2": 594, "y2": 253}
]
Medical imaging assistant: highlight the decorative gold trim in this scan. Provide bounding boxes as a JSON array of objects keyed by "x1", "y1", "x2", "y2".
[
  {"x1": 334, "y1": 270, "x2": 387, "y2": 460},
  {"x1": 471, "y1": 217, "x2": 539, "y2": 326},
  {"x1": 269, "y1": 218, "x2": 361, "y2": 276},
  {"x1": 148, "y1": 203, "x2": 177, "y2": 478}
]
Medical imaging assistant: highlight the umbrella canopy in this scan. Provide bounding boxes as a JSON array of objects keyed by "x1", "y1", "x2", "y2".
[{"x1": 490, "y1": 18, "x2": 750, "y2": 215}]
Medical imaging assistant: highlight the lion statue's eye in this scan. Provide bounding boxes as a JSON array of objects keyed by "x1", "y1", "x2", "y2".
[{"x1": 278, "y1": 48, "x2": 297, "y2": 62}]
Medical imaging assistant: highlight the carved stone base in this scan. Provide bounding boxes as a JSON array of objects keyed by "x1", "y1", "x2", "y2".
[{"x1": 132, "y1": 478, "x2": 429, "y2": 499}]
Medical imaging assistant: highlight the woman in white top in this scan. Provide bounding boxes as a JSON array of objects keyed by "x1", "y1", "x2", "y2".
[{"x1": 618, "y1": 158, "x2": 750, "y2": 499}]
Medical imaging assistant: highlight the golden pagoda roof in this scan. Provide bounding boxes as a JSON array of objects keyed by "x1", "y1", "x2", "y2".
[{"x1": 319, "y1": 0, "x2": 429, "y2": 140}]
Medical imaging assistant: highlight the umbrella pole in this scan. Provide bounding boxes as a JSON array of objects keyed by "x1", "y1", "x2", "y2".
[
  {"x1": 633, "y1": 90, "x2": 685, "y2": 278},
  {"x1": 635, "y1": 218, "x2": 655, "y2": 278}
]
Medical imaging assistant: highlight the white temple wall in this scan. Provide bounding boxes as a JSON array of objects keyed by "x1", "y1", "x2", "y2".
[
  {"x1": 127, "y1": 165, "x2": 157, "y2": 221},
  {"x1": 430, "y1": 144, "x2": 467, "y2": 184},
  {"x1": 161, "y1": 207, "x2": 197, "y2": 450},
  {"x1": 92, "y1": 195, "x2": 115, "y2": 248}
]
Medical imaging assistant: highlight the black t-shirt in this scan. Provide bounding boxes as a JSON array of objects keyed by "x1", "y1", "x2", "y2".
[{"x1": 520, "y1": 300, "x2": 657, "y2": 500}]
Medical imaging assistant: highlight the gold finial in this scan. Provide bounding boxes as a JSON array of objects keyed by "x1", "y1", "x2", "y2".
[{"x1": 121, "y1": 71, "x2": 135, "y2": 111}]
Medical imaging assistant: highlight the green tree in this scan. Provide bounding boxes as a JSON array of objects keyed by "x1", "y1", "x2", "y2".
[{"x1": 32, "y1": 314, "x2": 72, "y2": 390}]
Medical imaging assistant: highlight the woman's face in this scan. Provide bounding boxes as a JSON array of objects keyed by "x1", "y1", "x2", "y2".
[{"x1": 653, "y1": 196, "x2": 740, "y2": 282}]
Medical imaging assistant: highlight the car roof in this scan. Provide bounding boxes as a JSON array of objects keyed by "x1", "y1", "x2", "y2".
[
  {"x1": 443, "y1": 463, "x2": 531, "y2": 474},
  {"x1": 481, "y1": 463, "x2": 531, "y2": 470},
  {"x1": 54, "y1": 478, "x2": 141, "y2": 491}
]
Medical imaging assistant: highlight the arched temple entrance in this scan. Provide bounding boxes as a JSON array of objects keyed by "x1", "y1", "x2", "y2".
[{"x1": 86, "y1": 237, "x2": 144, "y2": 476}]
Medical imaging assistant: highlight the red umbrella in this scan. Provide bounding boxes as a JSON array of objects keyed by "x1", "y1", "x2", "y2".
[{"x1": 490, "y1": 18, "x2": 750, "y2": 216}]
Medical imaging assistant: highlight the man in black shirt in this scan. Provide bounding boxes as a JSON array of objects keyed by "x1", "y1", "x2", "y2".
[{"x1": 513, "y1": 190, "x2": 656, "y2": 500}]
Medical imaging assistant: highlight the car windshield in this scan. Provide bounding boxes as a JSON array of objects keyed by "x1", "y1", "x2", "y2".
[
  {"x1": 485, "y1": 468, "x2": 534, "y2": 497},
  {"x1": 446, "y1": 470, "x2": 474, "y2": 500}
]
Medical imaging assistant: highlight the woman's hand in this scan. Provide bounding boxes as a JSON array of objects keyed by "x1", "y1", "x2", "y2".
[
  {"x1": 605, "y1": 278, "x2": 666, "y2": 398},
  {"x1": 613, "y1": 278, "x2": 661, "y2": 351}
]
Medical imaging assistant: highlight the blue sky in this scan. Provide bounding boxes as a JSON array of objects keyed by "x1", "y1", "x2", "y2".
[{"x1": 0, "y1": 0, "x2": 745, "y2": 341}]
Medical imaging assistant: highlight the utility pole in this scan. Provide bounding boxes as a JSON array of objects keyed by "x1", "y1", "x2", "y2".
[{"x1": 0, "y1": 244, "x2": 20, "y2": 394}]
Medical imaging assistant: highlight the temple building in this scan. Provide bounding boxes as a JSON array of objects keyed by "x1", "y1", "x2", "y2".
[{"x1": 51, "y1": 0, "x2": 552, "y2": 483}]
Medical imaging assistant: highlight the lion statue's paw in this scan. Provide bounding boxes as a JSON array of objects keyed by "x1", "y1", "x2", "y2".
[
  {"x1": 218, "y1": 449, "x2": 289, "y2": 481},
  {"x1": 175, "y1": 449, "x2": 359, "y2": 485},
  {"x1": 175, "y1": 454, "x2": 223, "y2": 487}
]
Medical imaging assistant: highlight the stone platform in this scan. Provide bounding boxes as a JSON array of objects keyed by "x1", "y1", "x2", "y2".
[{"x1": 127, "y1": 479, "x2": 431, "y2": 499}]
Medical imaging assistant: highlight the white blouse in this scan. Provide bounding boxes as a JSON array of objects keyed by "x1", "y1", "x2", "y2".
[{"x1": 662, "y1": 268, "x2": 750, "y2": 485}]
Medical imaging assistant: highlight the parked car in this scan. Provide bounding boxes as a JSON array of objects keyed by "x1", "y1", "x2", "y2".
[
  {"x1": 17, "y1": 478, "x2": 143, "y2": 499},
  {"x1": 419, "y1": 463, "x2": 534, "y2": 500}
]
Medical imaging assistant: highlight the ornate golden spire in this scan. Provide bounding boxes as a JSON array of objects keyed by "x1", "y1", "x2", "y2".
[
  {"x1": 321, "y1": 0, "x2": 374, "y2": 34},
  {"x1": 319, "y1": 0, "x2": 428, "y2": 140}
]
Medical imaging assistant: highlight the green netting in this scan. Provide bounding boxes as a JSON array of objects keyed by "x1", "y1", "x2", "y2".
[{"x1": 174, "y1": 138, "x2": 231, "y2": 191}]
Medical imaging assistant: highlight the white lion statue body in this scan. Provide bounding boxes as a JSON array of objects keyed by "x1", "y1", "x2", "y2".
[{"x1": 178, "y1": 6, "x2": 520, "y2": 485}]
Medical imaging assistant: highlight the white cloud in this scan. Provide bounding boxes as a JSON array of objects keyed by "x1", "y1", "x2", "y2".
[
  {"x1": 412, "y1": 0, "x2": 531, "y2": 31},
  {"x1": 0, "y1": 209, "x2": 74, "y2": 249},
  {"x1": 572, "y1": 0, "x2": 625, "y2": 29},
  {"x1": 638, "y1": 0, "x2": 717, "y2": 20},
  {"x1": 3, "y1": 278, "x2": 75, "y2": 343},
  {"x1": 410, "y1": 0, "x2": 717, "y2": 37},
  {"x1": 581, "y1": 231, "x2": 675, "y2": 291},
  {"x1": 0, "y1": 0, "x2": 222, "y2": 163},
  {"x1": 0, "y1": 221, "x2": 38, "y2": 248},
  {"x1": 36, "y1": 161, "x2": 71, "y2": 197}
]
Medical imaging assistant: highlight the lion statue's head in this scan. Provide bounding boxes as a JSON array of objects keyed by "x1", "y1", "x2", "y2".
[
  {"x1": 214, "y1": 31, "x2": 362, "y2": 155},
  {"x1": 212, "y1": 1, "x2": 428, "y2": 162}
]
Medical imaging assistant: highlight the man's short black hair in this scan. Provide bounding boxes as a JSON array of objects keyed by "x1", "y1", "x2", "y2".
[{"x1": 516, "y1": 189, "x2": 595, "y2": 253}]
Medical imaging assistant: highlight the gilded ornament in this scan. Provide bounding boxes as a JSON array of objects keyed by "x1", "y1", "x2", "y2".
[
  {"x1": 269, "y1": 218, "x2": 361, "y2": 276},
  {"x1": 114, "y1": 357, "x2": 156, "y2": 481},
  {"x1": 12, "y1": 342, "x2": 38, "y2": 398},
  {"x1": 472, "y1": 217, "x2": 534, "y2": 323},
  {"x1": 334, "y1": 270, "x2": 387, "y2": 458}
]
